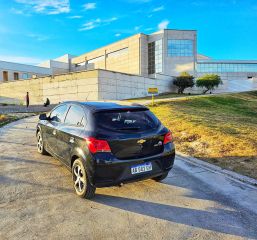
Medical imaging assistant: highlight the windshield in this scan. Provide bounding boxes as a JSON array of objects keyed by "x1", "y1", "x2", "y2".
[{"x1": 94, "y1": 110, "x2": 160, "y2": 131}]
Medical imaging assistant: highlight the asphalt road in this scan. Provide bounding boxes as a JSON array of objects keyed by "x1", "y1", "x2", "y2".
[{"x1": 0, "y1": 117, "x2": 257, "y2": 240}]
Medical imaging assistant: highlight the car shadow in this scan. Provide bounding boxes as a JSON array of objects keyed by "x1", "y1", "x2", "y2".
[
  {"x1": 0, "y1": 140, "x2": 35, "y2": 147},
  {"x1": 160, "y1": 166, "x2": 226, "y2": 202},
  {"x1": 0, "y1": 175, "x2": 73, "y2": 195},
  {"x1": 0, "y1": 155, "x2": 60, "y2": 167},
  {"x1": 93, "y1": 193, "x2": 257, "y2": 239}
]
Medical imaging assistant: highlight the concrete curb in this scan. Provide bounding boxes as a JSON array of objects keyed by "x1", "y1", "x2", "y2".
[{"x1": 177, "y1": 152, "x2": 257, "y2": 188}]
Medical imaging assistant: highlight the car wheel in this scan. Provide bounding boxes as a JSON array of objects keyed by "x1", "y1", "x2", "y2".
[
  {"x1": 72, "y1": 159, "x2": 96, "y2": 199},
  {"x1": 37, "y1": 130, "x2": 48, "y2": 155},
  {"x1": 152, "y1": 172, "x2": 169, "y2": 182}
]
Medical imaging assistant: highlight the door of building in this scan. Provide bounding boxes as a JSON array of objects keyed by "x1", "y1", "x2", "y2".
[{"x1": 3, "y1": 71, "x2": 8, "y2": 82}]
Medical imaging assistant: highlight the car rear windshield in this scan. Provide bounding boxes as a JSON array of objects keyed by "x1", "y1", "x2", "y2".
[{"x1": 94, "y1": 110, "x2": 160, "y2": 131}]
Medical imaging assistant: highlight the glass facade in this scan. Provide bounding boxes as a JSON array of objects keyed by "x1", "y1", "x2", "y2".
[
  {"x1": 167, "y1": 39, "x2": 193, "y2": 57},
  {"x1": 197, "y1": 63, "x2": 257, "y2": 73},
  {"x1": 148, "y1": 39, "x2": 163, "y2": 74}
]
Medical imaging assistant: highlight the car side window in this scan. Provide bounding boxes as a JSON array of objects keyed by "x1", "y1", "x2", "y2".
[
  {"x1": 65, "y1": 105, "x2": 85, "y2": 127},
  {"x1": 50, "y1": 105, "x2": 68, "y2": 123}
]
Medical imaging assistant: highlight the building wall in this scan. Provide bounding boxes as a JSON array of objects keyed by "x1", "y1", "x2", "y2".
[
  {"x1": 98, "y1": 70, "x2": 173, "y2": 100},
  {"x1": 72, "y1": 30, "x2": 197, "y2": 79},
  {"x1": 72, "y1": 34, "x2": 144, "y2": 76},
  {"x1": 162, "y1": 30, "x2": 197, "y2": 76},
  {"x1": 0, "y1": 69, "x2": 173, "y2": 104},
  {"x1": 38, "y1": 54, "x2": 75, "y2": 75},
  {"x1": 0, "y1": 70, "x2": 99, "y2": 105},
  {"x1": 196, "y1": 72, "x2": 257, "y2": 93}
]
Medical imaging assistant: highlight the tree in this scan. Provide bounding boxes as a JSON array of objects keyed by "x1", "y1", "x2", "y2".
[
  {"x1": 196, "y1": 74, "x2": 222, "y2": 94},
  {"x1": 173, "y1": 72, "x2": 195, "y2": 94}
]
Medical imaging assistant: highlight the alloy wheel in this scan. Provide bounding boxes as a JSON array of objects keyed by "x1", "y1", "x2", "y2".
[
  {"x1": 73, "y1": 164, "x2": 86, "y2": 193},
  {"x1": 37, "y1": 132, "x2": 43, "y2": 153}
]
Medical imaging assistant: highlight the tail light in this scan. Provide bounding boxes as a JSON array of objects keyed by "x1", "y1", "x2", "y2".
[
  {"x1": 163, "y1": 131, "x2": 173, "y2": 144},
  {"x1": 85, "y1": 137, "x2": 111, "y2": 153}
]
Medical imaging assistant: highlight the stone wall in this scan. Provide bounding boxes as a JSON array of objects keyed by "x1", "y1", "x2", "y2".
[
  {"x1": 0, "y1": 70, "x2": 99, "y2": 105},
  {"x1": 98, "y1": 70, "x2": 173, "y2": 100},
  {"x1": 0, "y1": 69, "x2": 173, "y2": 105}
]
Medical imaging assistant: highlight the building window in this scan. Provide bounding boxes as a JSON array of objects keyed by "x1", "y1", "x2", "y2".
[
  {"x1": 22, "y1": 73, "x2": 29, "y2": 79},
  {"x1": 167, "y1": 39, "x2": 193, "y2": 57},
  {"x1": 14, "y1": 72, "x2": 19, "y2": 80},
  {"x1": 3, "y1": 71, "x2": 8, "y2": 82},
  {"x1": 148, "y1": 39, "x2": 163, "y2": 74},
  {"x1": 197, "y1": 63, "x2": 257, "y2": 73}
]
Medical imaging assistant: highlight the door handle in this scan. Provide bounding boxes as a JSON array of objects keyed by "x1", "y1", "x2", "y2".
[
  {"x1": 70, "y1": 137, "x2": 75, "y2": 143},
  {"x1": 53, "y1": 130, "x2": 56, "y2": 135}
]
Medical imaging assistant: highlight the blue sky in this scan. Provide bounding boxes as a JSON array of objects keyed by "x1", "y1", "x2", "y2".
[{"x1": 0, "y1": 0, "x2": 257, "y2": 64}]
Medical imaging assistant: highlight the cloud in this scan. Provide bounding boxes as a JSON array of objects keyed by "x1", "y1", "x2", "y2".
[
  {"x1": 79, "y1": 17, "x2": 118, "y2": 31},
  {"x1": 0, "y1": 55, "x2": 44, "y2": 65},
  {"x1": 126, "y1": 0, "x2": 152, "y2": 3},
  {"x1": 83, "y1": 2, "x2": 96, "y2": 10},
  {"x1": 79, "y1": 18, "x2": 101, "y2": 31},
  {"x1": 145, "y1": 27, "x2": 154, "y2": 31},
  {"x1": 152, "y1": 5, "x2": 164, "y2": 12},
  {"x1": 27, "y1": 33, "x2": 50, "y2": 41},
  {"x1": 158, "y1": 20, "x2": 169, "y2": 30},
  {"x1": 134, "y1": 25, "x2": 142, "y2": 31},
  {"x1": 68, "y1": 15, "x2": 83, "y2": 19},
  {"x1": 14, "y1": 0, "x2": 70, "y2": 15}
]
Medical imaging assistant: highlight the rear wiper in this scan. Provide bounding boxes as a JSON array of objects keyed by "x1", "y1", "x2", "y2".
[{"x1": 116, "y1": 127, "x2": 141, "y2": 130}]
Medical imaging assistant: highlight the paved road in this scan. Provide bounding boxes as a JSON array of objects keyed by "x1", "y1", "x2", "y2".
[{"x1": 0, "y1": 117, "x2": 257, "y2": 240}]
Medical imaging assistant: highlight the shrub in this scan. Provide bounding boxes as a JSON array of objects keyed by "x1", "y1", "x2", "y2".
[
  {"x1": 173, "y1": 72, "x2": 195, "y2": 94},
  {"x1": 196, "y1": 74, "x2": 222, "y2": 94}
]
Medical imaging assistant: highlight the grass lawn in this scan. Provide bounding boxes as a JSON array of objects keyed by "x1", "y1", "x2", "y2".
[
  {"x1": 149, "y1": 91, "x2": 257, "y2": 179},
  {"x1": 0, "y1": 114, "x2": 19, "y2": 128}
]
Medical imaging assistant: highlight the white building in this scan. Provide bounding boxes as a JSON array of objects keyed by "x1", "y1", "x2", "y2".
[
  {"x1": 0, "y1": 60, "x2": 51, "y2": 82},
  {"x1": 1, "y1": 29, "x2": 257, "y2": 94},
  {"x1": 0, "y1": 54, "x2": 75, "y2": 83}
]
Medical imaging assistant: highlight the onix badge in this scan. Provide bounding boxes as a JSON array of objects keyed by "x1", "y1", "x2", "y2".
[{"x1": 137, "y1": 139, "x2": 146, "y2": 144}]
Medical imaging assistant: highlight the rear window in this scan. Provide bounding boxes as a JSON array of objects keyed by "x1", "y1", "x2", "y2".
[{"x1": 94, "y1": 110, "x2": 160, "y2": 131}]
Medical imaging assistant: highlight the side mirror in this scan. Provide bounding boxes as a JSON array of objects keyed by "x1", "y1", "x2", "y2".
[{"x1": 39, "y1": 113, "x2": 48, "y2": 121}]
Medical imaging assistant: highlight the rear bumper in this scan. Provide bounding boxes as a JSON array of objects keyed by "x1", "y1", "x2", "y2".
[{"x1": 92, "y1": 143, "x2": 175, "y2": 187}]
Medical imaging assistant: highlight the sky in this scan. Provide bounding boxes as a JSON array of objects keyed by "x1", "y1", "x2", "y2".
[{"x1": 0, "y1": 0, "x2": 257, "y2": 65}]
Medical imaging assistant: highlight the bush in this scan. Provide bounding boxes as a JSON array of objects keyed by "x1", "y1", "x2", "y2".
[
  {"x1": 196, "y1": 74, "x2": 222, "y2": 94},
  {"x1": 173, "y1": 72, "x2": 195, "y2": 94}
]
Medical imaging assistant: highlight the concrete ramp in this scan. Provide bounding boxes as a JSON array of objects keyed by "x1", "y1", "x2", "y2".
[{"x1": 226, "y1": 79, "x2": 257, "y2": 92}]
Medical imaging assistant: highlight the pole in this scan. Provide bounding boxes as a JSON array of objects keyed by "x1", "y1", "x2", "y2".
[{"x1": 152, "y1": 94, "x2": 154, "y2": 106}]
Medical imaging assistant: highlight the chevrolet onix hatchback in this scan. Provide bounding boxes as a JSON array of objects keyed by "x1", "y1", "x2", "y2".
[{"x1": 36, "y1": 101, "x2": 175, "y2": 198}]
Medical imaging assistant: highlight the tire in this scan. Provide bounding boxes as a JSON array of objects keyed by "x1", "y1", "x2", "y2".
[
  {"x1": 72, "y1": 159, "x2": 96, "y2": 199},
  {"x1": 37, "y1": 130, "x2": 48, "y2": 155},
  {"x1": 152, "y1": 172, "x2": 169, "y2": 182}
]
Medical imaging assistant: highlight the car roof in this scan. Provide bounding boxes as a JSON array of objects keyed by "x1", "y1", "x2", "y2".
[{"x1": 62, "y1": 101, "x2": 149, "y2": 112}]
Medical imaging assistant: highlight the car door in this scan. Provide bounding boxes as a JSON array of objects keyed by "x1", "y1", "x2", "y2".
[
  {"x1": 44, "y1": 104, "x2": 69, "y2": 156},
  {"x1": 57, "y1": 105, "x2": 86, "y2": 166}
]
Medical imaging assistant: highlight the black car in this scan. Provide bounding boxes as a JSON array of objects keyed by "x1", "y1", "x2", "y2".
[{"x1": 36, "y1": 101, "x2": 175, "y2": 198}]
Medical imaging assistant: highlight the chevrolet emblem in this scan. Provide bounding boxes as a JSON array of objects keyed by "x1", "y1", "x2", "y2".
[{"x1": 137, "y1": 139, "x2": 146, "y2": 144}]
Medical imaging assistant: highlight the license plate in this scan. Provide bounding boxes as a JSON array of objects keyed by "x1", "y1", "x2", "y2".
[{"x1": 131, "y1": 162, "x2": 152, "y2": 175}]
